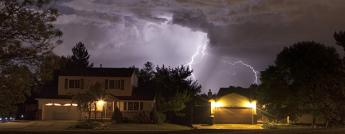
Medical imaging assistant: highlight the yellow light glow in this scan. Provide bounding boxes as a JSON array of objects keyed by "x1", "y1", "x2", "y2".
[
  {"x1": 245, "y1": 101, "x2": 256, "y2": 109},
  {"x1": 96, "y1": 99, "x2": 105, "y2": 111},
  {"x1": 214, "y1": 101, "x2": 224, "y2": 107},
  {"x1": 72, "y1": 103, "x2": 78, "y2": 107},
  {"x1": 53, "y1": 103, "x2": 61, "y2": 106},
  {"x1": 245, "y1": 101, "x2": 257, "y2": 114},
  {"x1": 64, "y1": 103, "x2": 71, "y2": 106},
  {"x1": 209, "y1": 99, "x2": 225, "y2": 116},
  {"x1": 45, "y1": 103, "x2": 53, "y2": 106}
]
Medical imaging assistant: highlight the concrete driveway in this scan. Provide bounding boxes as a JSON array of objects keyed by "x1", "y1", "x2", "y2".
[{"x1": 192, "y1": 124, "x2": 263, "y2": 130}]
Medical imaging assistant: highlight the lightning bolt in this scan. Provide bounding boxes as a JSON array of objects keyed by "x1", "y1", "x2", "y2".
[
  {"x1": 186, "y1": 41, "x2": 258, "y2": 85},
  {"x1": 186, "y1": 38, "x2": 208, "y2": 79},
  {"x1": 222, "y1": 59, "x2": 259, "y2": 84}
]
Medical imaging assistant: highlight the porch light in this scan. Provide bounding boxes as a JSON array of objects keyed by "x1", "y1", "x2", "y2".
[{"x1": 96, "y1": 99, "x2": 105, "y2": 111}]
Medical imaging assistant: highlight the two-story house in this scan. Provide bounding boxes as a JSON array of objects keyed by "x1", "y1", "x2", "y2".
[{"x1": 36, "y1": 68, "x2": 154, "y2": 120}]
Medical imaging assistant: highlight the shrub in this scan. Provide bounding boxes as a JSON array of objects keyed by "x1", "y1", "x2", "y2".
[
  {"x1": 150, "y1": 109, "x2": 166, "y2": 124},
  {"x1": 262, "y1": 122, "x2": 278, "y2": 129},
  {"x1": 135, "y1": 112, "x2": 151, "y2": 123},
  {"x1": 111, "y1": 107, "x2": 123, "y2": 123},
  {"x1": 75, "y1": 120, "x2": 102, "y2": 129}
]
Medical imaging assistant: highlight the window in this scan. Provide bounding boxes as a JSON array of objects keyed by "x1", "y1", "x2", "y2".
[
  {"x1": 123, "y1": 101, "x2": 144, "y2": 111},
  {"x1": 68, "y1": 79, "x2": 80, "y2": 88},
  {"x1": 106, "y1": 79, "x2": 125, "y2": 90}
]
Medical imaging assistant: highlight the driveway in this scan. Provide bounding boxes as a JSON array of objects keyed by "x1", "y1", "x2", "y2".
[{"x1": 193, "y1": 124, "x2": 263, "y2": 130}]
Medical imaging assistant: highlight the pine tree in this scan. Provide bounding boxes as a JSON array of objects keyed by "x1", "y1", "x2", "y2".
[{"x1": 66, "y1": 42, "x2": 93, "y2": 69}]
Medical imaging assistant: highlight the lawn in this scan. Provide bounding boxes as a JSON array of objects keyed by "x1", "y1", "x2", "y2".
[
  {"x1": 1, "y1": 121, "x2": 345, "y2": 134},
  {"x1": 0, "y1": 120, "x2": 191, "y2": 132}
]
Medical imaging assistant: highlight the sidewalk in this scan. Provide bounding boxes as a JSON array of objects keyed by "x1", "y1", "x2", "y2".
[{"x1": 192, "y1": 124, "x2": 263, "y2": 130}]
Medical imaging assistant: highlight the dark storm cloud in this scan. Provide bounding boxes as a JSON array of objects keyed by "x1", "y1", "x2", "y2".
[{"x1": 53, "y1": 0, "x2": 345, "y2": 93}]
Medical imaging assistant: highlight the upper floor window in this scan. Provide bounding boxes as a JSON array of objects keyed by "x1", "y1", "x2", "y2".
[
  {"x1": 105, "y1": 79, "x2": 124, "y2": 90},
  {"x1": 65, "y1": 79, "x2": 83, "y2": 89}
]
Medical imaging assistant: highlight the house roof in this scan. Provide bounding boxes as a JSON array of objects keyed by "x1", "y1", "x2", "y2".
[
  {"x1": 58, "y1": 68, "x2": 135, "y2": 77},
  {"x1": 217, "y1": 86, "x2": 256, "y2": 99}
]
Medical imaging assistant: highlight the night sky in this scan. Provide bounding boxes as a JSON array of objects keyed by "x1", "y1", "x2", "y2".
[{"x1": 52, "y1": 0, "x2": 345, "y2": 93}]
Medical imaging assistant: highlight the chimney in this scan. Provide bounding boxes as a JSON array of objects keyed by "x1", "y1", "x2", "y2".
[
  {"x1": 207, "y1": 89, "x2": 213, "y2": 98},
  {"x1": 100, "y1": 64, "x2": 102, "y2": 68}
]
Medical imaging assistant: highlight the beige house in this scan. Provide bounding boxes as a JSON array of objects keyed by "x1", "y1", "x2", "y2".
[
  {"x1": 210, "y1": 87, "x2": 257, "y2": 124},
  {"x1": 36, "y1": 68, "x2": 154, "y2": 120}
]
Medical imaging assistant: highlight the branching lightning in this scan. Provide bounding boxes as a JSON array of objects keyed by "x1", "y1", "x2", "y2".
[
  {"x1": 186, "y1": 40, "x2": 259, "y2": 85},
  {"x1": 222, "y1": 60, "x2": 259, "y2": 84},
  {"x1": 186, "y1": 42, "x2": 208, "y2": 79}
]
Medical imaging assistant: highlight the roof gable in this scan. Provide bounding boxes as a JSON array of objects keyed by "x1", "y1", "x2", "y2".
[{"x1": 217, "y1": 86, "x2": 255, "y2": 99}]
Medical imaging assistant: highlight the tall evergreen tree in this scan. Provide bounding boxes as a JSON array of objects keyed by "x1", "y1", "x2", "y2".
[{"x1": 66, "y1": 42, "x2": 93, "y2": 69}]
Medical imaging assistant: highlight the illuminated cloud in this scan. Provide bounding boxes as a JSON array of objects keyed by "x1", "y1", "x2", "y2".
[{"x1": 53, "y1": 0, "x2": 345, "y2": 93}]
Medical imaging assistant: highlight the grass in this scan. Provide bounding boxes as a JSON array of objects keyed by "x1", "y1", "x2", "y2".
[
  {"x1": 0, "y1": 120, "x2": 191, "y2": 132},
  {"x1": 1, "y1": 121, "x2": 345, "y2": 134}
]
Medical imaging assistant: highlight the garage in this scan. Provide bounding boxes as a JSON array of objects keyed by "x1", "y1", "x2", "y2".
[
  {"x1": 214, "y1": 107, "x2": 254, "y2": 124},
  {"x1": 42, "y1": 105, "x2": 80, "y2": 120}
]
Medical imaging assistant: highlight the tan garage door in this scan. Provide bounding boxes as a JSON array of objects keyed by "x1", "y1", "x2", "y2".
[
  {"x1": 214, "y1": 107, "x2": 253, "y2": 124},
  {"x1": 43, "y1": 106, "x2": 80, "y2": 120}
]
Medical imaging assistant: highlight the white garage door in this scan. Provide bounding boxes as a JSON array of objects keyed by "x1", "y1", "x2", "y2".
[{"x1": 43, "y1": 106, "x2": 80, "y2": 120}]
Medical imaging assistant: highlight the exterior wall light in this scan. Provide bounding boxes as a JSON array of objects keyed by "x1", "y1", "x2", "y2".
[{"x1": 96, "y1": 99, "x2": 106, "y2": 111}]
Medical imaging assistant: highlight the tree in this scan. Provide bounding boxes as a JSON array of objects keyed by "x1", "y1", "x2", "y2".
[
  {"x1": 0, "y1": 0, "x2": 61, "y2": 116},
  {"x1": 0, "y1": 0, "x2": 62, "y2": 67},
  {"x1": 154, "y1": 65, "x2": 201, "y2": 113},
  {"x1": 258, "y1": 41, "x2": 345, "y2": 127},
  {"x1": 65, "y1": 42, "x2": 93, "y2": 69},
  {"x1": 73, "y1": 82, "x2": 110, "y2": 120},
  {"x1": 0, "y1": 65, "x2": 33, "y2": 116},
  {"x1": 334, "y1": 31, "x2": 345, "y2": 52},
  {"x1": 135, "y1": 62, "x2": 201, "y2": 123}
]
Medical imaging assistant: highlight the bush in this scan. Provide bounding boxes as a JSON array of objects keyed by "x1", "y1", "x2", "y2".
[
  {"x1": 111, "y1": 107, "x2": 123, "y2": 123},
  {"x1": 75, "y1": 120, "x2": 102, "y2": 129},
  {"x1": 150, "y1": 109, "x2": 166, "y2": 124},
  {"x1": 262, "y1": 122, "x2": 279, "y2": 129},
  {"x1": 135, "y1": 112, "x2": 151, "y2": 123}
]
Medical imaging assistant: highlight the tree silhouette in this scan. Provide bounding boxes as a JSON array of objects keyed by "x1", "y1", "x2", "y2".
[
  {"x1": 334, "y1": 31, "x2": 345, "y2": 52},
  {"x1": 0, "y1": 0, "x2": 61, "y2": 116},
  {"x1": 259, "y1": 41, "x2": 345, "y2": 127},
  {"x1": 65, "y1": 42, "x2": 93, "y2": 69}
]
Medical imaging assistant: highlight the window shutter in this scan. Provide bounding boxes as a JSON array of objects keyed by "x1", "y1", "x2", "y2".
[
  {"x1": 80, "y1": 79, "x2": 84, "y2": 89},
  {"x1": 64, "y1": 79, "x2": 68, "y2": 89},
  {"x1": 140, "y1": 102, "x2": 143, "y2": 110},
  {"x1": 105, "y1": 79, "x2": 108, "y2": 89}
]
